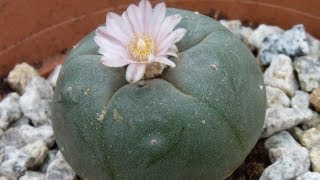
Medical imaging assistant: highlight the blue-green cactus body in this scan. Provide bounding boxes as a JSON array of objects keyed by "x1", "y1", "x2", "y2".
[{"x1": 52, "y1": 8, "x2": 266, "y2": 180}]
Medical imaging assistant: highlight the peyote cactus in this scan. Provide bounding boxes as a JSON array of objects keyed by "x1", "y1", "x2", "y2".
[{"x1": 52, "y1": 7, "x2": 266, "y2": 180}]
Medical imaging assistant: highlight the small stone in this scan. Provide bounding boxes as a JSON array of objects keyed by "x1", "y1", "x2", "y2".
[
  {"x1": 0, "y1": 93, "x2": 22, "y2": 130},
  {"x1": 310, "y1": 145, "x2": 320, "y2": 172},
  {"x1": 47, "y1": 65, "x2": 61, "y2": 88},
  {"x1": 0, "y1": 146, "x2": 28, "y2": 179},
  {"x1": 258, "y1": 24, "x2": 309, "y2": 65},
  {"x1": 266, "y1": 86, "x2": 290, "y2": 108},
  {"x1": 19, "y1": 76, "x2": 53, "y2": 126},
  {"x1": 249, "y1": 24, "x2": 283, "y2": 49},
  {"x1": 294, "y1": 56, "x2": 320, "y2": 92},
  {"x1": 40, "y1": 149, "x2": 58, "y2": 173},
  {"x1": 1, "y1": 124, "x2": 54, "y2": 148},
  {"x1": 219, "y1": 20, "x2": 254, "y2": 50},
  {"x1": 261, "y1": 131, "x2": 310, "y2": 180},
  {"x1": 296, "y1": 171, "x2": 320, "y2": 180},
  {"x1": 7, "y1": 62, "x2": 39, "y2": 93},
  {"x1": 290, "y1": 127, "x2": 304, "y2": 141},
  {"x1": 21, "y1": 141, "x2": 48, "y2": 169},
  {"x1": 306, "y1": 33, "x2": 320, "y2": 56},
  {"x1": 9, "y1": 116, "x2": 30, "y2": 128},
  {"x1": 19, "y1": 171, "x2": 45, "y2": 180},
  {"x1": 260, "y1": 156, "x2": 299, "y2": 180},
  {"x1": 301, "y1": 125, "x2": 320, "y2": 149},
  {"x1": 0, "y1": 143, "x2": 5, "y2": 163},
  {"x1": 310, "y1": 87, "x2": 320, "y2": 113},
  {"x1": 46, "y1": 151, "x2": 76, "y2": 180},
  {"x1": 0, "y1": 111, "x2": 8, "y2": 132},
  {"x1": 261, "y1": 107, "x2": 312, "y2": 138},
  {"x1": 264, "y1": 54, "x2": 298, "y2": 97},
  {"x1": 0, "y1": 176, "x2": 8, "y2": 180},
  {"x1": 239, "y1": 26, "x2": 255, "y2": 50},
  {"x1": 302, "y1": 111, "x2": 320, "y2": 129},
  {"x1": 292, "y1": 91, "x2": 310, "y2": 109},
  {"x1": 219, "y1": 20, "x2": 242, "y2": 36}
]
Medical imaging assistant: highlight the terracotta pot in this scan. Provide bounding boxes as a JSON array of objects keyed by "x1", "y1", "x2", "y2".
[{"x1": 0, "y1": 0, "x2": 319, "y2": 78}]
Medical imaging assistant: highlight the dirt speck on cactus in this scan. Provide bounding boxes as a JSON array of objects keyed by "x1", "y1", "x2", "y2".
[
  {"x1": 96, "y1": 106, "x2": 107, "y2": 122},
  {"x1": 113, "y1": 109, "x2": 124, "y2": 123}
]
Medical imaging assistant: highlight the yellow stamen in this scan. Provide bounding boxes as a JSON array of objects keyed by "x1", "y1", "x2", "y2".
[
  {"x1": 137, "y1": 38, "x2": 147, "y2": 50},
  {"x1": 128, "y1": 35, "x2": 154, "y2": 62}
]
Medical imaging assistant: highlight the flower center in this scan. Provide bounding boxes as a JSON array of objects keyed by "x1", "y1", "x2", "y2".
[{"x1": 128, "y1": 35, "x2": 154, "y2": 62}]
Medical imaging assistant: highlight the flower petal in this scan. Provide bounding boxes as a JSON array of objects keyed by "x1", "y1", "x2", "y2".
[
  {"x1": 149, "y1": 2, "x2": 166, "y2": 38},
  {"x1": 106, "y1": 12, "x2": 133, "y2": 42},
  {"x1": 164, "y1": 45, "x2": 179, "y2": 57},
  {"x1": 96, "y1": 26, "x2": 122, "y2": 46},
  {"x1": 101, "y1": 57, "x2": 130, "y2": 67},
  {"x1": 165, "y1": 52, "x2": 178, "y2": 58},
  {"x1": 148, "y1": 54, "x2": 155, "y2": 63},
  {"x1": 139, "y1": 0, "x2": 152, "y2": 33},
  {"x1": 94, "y1": 33, "x2": 130, "y2": 59},
  {"x1": 126, "y1": 64, "x2": 146, "y2": 83},
  {"x1": 156, "y1": 14, "x2": 182, "y2": 44},
  {"x1": 105, "y1": 13, "x2": 134, "y2": 45},
  {"x1": 126, "y1": 4, "x2": 143, "y2": 34},
  {"x1": 169, "y1": 45, "x2": 178, "y2": 52},
  {"x1": 154, "y1": 57, "x2": 176, "y2": 68},
  {"x1": 157, "y1": 28, "x2": 187, "y2": 56}
]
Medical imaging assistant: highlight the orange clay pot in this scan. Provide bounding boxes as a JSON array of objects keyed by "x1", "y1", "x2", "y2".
[{"x1": 0, "y1": 0, "x2": 319, "y2": 77}]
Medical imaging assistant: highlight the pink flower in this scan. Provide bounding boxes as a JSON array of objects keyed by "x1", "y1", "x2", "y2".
[{"x1": 94, "y1": 0, "x2": 187, "y2": 83}]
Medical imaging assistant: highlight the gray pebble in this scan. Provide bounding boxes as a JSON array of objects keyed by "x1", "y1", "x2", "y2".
[
  {"x1": 294, "y1": 56, "x2": 320, "y2": 92},
  {"x1": 301, "y1": 125, "x2": 320, "y2": 149},
  {"x1": 291, "y1": 90, "x2": 310, "y2": 110},
  {"x1": 0, "y1": 146, "x2": 28, "y2": 180},
  {"x1": 302, "y1": 111, "x2": 320, "y2": 130},
  {"x1": 295, "y1": 171, "x2": 320, "y2": 180},
  {"x1": 0, "y1": 110, "x2": 8, "y2": 131},
  {"x1": 19, "y1": 171, "x2": 45, "y2": 180},
  {"x1": 19, "y1": 76, "x2": 53, "y2": 127},
  {"x1": 1, "y1": 125, "x2": 54, "y2": 148},
  {"x1": 260, "y1": 156, "x2": 299, "y2": 180},
  {"x1": 260, "y1": 131, "x2": 310, "y2": 180},
  {"x1": 249, "y1": 24, "x2": 283, "y2": 49},
  {"x1": 266, "y1": 86, "x2": 290, "y2": 108},
  {"x1": 46, "y1": 151, "x2": 76, "y2": 180},
  {"x1": 306, "y1": 33, "x2": 320, "y2": 56},
  {"x1": 290, "y1": 127, "x2": 305, "y2": 142},
  {"x1": 239, "y1": 26, "x2": 255, "y2": 50},
  {"x1": 264, "y1": 55, "x2": 298, "y2": 97},
  {"x1": 310, "y1": 145, "x2": 320, "y2": 172},
  {"x1": 0, "y1": 93, "x2": 22, "y2": 130},
  {"x1": 7, "y1": 63, "x2": 39, "y2": 93},
  {"x1": 40, "y1": 150, "x2": 58, "y2": 173},
  {"x1": 258, "y1": 24, "x2": 309, "y2": 65},
  {"x1": 219, "y1": 20, "x2": 242, "y2": 36},
  {"x1": 0, "y1": 143, "x2": 5, "y2": 163},
  {"x1": 262, "y1": 107, "x2": 313, "y2": 138},
  {"x1": 21, "y1": 141, "x2": 48, "y2": 169},
  {"x1": 219, "y1": 20, "x2": 255, "y2": 50},
  {"x1": 9, "y1": 116, "x2": 30, "y2": 128}
]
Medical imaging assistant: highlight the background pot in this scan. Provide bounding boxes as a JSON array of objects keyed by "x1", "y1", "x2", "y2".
[{"x1": 0, "y1": 0, "x2": 319, "y2": 78}]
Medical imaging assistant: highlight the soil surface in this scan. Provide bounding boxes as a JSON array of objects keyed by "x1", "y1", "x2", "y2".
[{"x1": 226, "y1": 139, "x2": 271, "y2": 180}]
